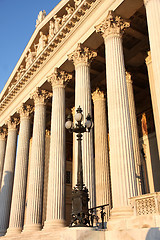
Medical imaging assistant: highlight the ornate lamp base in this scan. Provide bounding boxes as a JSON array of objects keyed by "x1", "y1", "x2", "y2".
[{"x1": 70, "y1": 185, "x2": 90, "y2": 227}]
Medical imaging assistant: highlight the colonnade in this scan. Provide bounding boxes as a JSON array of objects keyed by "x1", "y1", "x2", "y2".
[{"x1": 0, "y1": 0, "x2": 160, "y2": 235}]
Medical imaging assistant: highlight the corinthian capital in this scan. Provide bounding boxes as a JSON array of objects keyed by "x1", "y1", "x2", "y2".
[
  {"x1": 6, "y1": 117, "x2": 19, "y2": 130},
  {"x1": 125, "y1": 72, "x2": 133, "y2": 84},
  {"x1": 31, "y1": 87, "x2": 52, "y2": 105},
  {"x1": 68, "y1": 43, "x2": 97, "y2": 67},
  {"x1": 145, "y1": 51, "x2": 151, "y2": 65},
  {"x1": 18, "y1": 104, "x2": 33, "y2": 119},
  {"x1": 143, "y1": 0, "x2": 151, "y2": 6},
  {"x1": 92, "y1": 88, "x2": 105, "y2": 103},
  {"x1": 0, "y1": 128, "x2": 7, "y2": 140},
  {"x1": 95, "y1": 10, "x2": 130, "y2": 39},
  {"x1": 47, "y1": 68, "x2": 72, "y2": 88}
]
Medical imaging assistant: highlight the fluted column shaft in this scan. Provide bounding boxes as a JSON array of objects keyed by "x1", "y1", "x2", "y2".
[
  {"x1": 126, "y1": 73, "x2": 142, "y2": 195},
  {"x1": 8, "y1": 105, "x2": 32, "y2": 234},
  {"x1": 144, "y1": 0, "x2": 160, "y2": 119},
  {"x1": 45, "y1": 69, "x2": 72, "y2": 228},
  {"x1": 68, "y1": 44, "x2": 97, "y2": 208},
  {"x1": 0, "y1": 118, "x2": 18, "y2": 236},
  {"x1": 24, "y1": 89, "x2": 50, "y2": 231},
  {"x1": 0, "y1": 129, "x2": 7, "y2": 186},
  {"x1": 92, "y1": 89, "x2": 110, "y2": 207},
  {"x1": 75, "y1": 63, "x2": 94, "y2": 205},
  {"x1": 145, "y1": 51, "x2": 160, "y2": 157},
  {"x1": 96, "y1": 11, "x2": 138, "y2": 208}
]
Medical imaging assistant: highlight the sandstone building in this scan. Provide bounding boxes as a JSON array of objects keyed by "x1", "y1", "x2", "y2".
[{"x1": 0, "y1": 0, "x2": 160, "y2": 239}]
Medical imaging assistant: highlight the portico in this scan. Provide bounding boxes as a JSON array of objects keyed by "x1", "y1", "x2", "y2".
[{"x1": 0, "y1": 0, "x2": 160, "y2": 239}]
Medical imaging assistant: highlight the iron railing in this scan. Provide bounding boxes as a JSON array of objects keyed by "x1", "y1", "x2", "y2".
[{"x1": 88, "y1": 204, "x2": 110, "y2": 229}]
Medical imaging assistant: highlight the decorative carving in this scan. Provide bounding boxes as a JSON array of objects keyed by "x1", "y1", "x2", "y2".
[
  {"x1": 36, "y1": 10, "x2": 46, "y2": 27},
  {"x1": 71, "y1": 106, "x2": 75, "y2": 117},
  {"x1": 68, "y1": 43, "x2": 97, "y2": 66},
  {"x1": 31, "y1": 88, "x2": 52, "y2": 105},
  {"x1": 125, "y1": 71, "x2": 133, "y2": 84},
  {"x1": 0, "y1": 128, "x2": 7, "y2": 140},
  {"x1": 6, "y1": 117, "x2": 19, "y2": 130},
  {"x1": 143, "y1": 0, "x2": 150, "y2": 6},
  {"x1": 53, "y1": 15, "x2": 62, "y2": 34},
  {"x1": 0, "y1": 0, "x2": 98, "y2": 113},
  {"x1": 62, "y1": 4, "x2": 74, "y2": 24},
  {"x1": 34, "y1": 31, "x2": 48, "y2": 56},
  {"x1": 74, "y1": 0, "x2": 82, "y2": 8},
  {"x1": 15, "y1": 65, "x2": 25, "y2": 81},
  {"x1": 92, "y1": 88, "x2": 105, "y2": 102},
  {"x1": 17, "y1": 104, "x2": 33, "y2": 119},
  {"x1": 136, "y1": 197, "x2": 156, "y2": 215},
  {"x1": 145, "y1": 51, "x2": 151, "y2": 65},
  {"x1": 45, "y1": 129, "x2": 51, "y2": 136},
  {"x1": 137, "y1": 110, "x2": 155, "y2": 138},
  {"x1": 130, "y1": 193, "x2": 160, "y2": 216},
  {"x1": 141, "y1": 113, "x2": 148, "y2": 136},
  {"x1": 48, "y1": 21, "x2": 55, "y2": 42},
  {"x1": 95, "y1": 10, "x2": 130, "y2": 39},
  {"x1": 8, "y1": 82, "x2": 16, "y2": 92},
  {"x1": 25, "y1": 49, "x2": 36, "y2": 69},
  {"x1": 47, "y1": 68, "x2": 72, "y2": 88}
]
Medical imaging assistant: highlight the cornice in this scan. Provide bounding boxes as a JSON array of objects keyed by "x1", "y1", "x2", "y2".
[{"x1": 0, "y1": 0, "x2": 98, "y2": 113}]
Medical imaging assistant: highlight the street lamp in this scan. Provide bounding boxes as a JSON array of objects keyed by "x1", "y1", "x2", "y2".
[{"x1": 65, "y1": 106, "x2": 92, "y2": 227}]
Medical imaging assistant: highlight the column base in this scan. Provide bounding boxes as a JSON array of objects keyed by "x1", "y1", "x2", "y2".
[
  {"x1": 0, "y1": 230, "x2": 6, "y2": 237},
  {"x1": 7, "y1": 227, "x2": 22, "y2": 235},
  {"x1": 23, "y1": 224, "x2": 42, "y2": 232},
  {"x1": 107, "y1": 206, "x2": 134, "y2": 230},
  {"x1": 43, "y1": 219, "x2": 66, "y2": 230}
]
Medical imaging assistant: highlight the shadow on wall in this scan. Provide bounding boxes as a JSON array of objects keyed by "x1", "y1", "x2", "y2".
[{"x1": 146, "y1": 228, "x2": 160, "y2": 240}]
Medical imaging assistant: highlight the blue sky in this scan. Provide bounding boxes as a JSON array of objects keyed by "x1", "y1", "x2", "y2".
[{"x1": 0, "y1": 0, "x2": 61, "y2": 93}]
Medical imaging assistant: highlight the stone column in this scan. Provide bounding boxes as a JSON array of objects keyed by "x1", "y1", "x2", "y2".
[
  {"x1": 96, "y1": 11, "x2": 138, "y2": 210},
  {"x1": 144, "y1": 0, "x2": 160, "y2": 120},
  {"x1": 145, "y1": 51, "x2": 160, "y2": 157},
  {"x1": 0, "y1": 128, "x2": 7, "y2": 186},
  {"x1": 92, "y1": 88, "x2": 110, "y2": 207},
  {"x1": 0, "y1": 117, "x2": 18, "y2": 236},
  {"x1": 68, "y1": 43, "x2": 97, "y2": 208},
  {"x1": 126, "y1": 72, "x2": 142, "y2": 195},
  {"x1": 44, "y1": 68, "x2": 72, "y2": 229},
  {"x1": 42, "y1": 130, "x2": 51, "y2": 226},
  {"x1": 7, "y1": 105, "x2": 33, "y2": 234},
  {"x1": 24, "y1": 88, "x2": 50, "y2": 231}
]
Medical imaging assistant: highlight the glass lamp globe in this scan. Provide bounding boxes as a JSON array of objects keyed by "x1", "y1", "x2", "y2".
[
  {"x1": 75, "y1": 112, "x2": 83, "y2": 122},
  {"x1": 85, "y1": 119, "x2": 92, "y2": 129},
  {"x1": 65, "y1": 120, "x2": 72, "y2": 129}
]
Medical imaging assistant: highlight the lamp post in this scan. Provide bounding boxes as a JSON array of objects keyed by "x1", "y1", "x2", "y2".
[{"x1": 65, "y1": 106, "x2": 92, "y2": 227}]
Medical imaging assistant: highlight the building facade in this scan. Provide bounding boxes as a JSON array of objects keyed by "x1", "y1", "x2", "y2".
[{"x1": 0, "y1": 0, "x2": 160, "y2": 239}]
